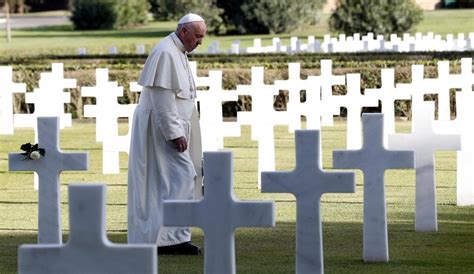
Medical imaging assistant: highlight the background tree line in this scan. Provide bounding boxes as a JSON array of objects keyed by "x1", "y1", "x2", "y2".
[{"x1": 65, "y1": 0, "x2": 425, "y2": 37}]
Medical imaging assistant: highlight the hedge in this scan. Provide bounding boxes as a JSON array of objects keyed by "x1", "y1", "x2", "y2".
[{"x1": 5, "y1": 51, "x2": 472, "y2": 119}]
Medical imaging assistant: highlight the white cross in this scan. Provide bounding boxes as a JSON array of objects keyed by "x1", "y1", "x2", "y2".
[
  {"x1": 388, "y1": 102, "x2": 461, "y2": 231},
  {"x1": 163, "y1": 151, "x2": 274, "y2": 274},
  {"x1": 332, "y1": 73, "x2": 378, "y2": 149},
  {"x1": 14, "y1": 63, "x2": 75, "y2": 138},
  {"x1": 81, "y1": 68, "x2": 136, "y2": 174},
  {"x1": 365, "y1": 68, "x2": 412, "y2": 146},
  {"x1": 261, "y1": 130, "x2": 355, "y2": 274},
  {"x1": 189, "y1": 61, "x2": 241, "y2": 152},
  {"x1": 19, "y1": 184, "x2": 157, "y2": 274},
  {"x1": 9, "y1": 117, "x2": 88, "y2": 244},
  {"x1": 81, "y1": 68, "x2": 131, "y2": 142},
  {"x1": 236, "y1": 66, "x2": 290, "y2": 188},
  {"x1": 435, "y1": 92, "x2": 474, "y2": 206},
  {"x1": 0, "y1": 66, "x2": 26, "y2": 135},
  {"x1": 301, "y1": 76, "x2": 324, "y2": 130},
  {"x1": 318, "y1": 59, "x2": 345, "y2": 126},
  {"x1": 274, "y1": 63, "x2": 311, "y2": 132},
  {"x1": 333, "y1": 114, "x2": 414, "y2": 262}
]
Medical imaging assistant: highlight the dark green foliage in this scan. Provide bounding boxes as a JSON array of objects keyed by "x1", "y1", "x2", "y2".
[
  {"x1": 217, "y1": 0, "x2": 325, "y2": 34},
  {"x1": 240, "y1": 0, "x2": 325, "y2": 34},
  {"x1": 116, "y1": 0, "x2": 150, "y2": 28},
  {"x1": 70, "y1": 0, "x2": 118, "y2": 30},
  {"x1": 71, "y1": 0, "x2": 150, "y2": 30},
  {"x1": 329, "y1": 0, "x2": 423, "y2": 36},
  {"x1": 151, "y1": 0, "x2": 224, "y2": 34}
]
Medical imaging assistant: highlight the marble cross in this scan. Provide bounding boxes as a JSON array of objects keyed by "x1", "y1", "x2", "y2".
[
  {"x1": 0, "y1": 66, "x2": 26, "y2": 135},
  {"x1": 189, "y1": 61, "x2": 241, "y2": 152},
  {"x1": 19, "y1": 184, "x2": 157, "y2": 274},
  {"x1": 365, "y1": 68, "x2": 412, "y2": 146},
  {"x1": 435, "y1": 92, "x2": 474, "y2": 206},
  {"x1": 236, "y1": 66, "x2": 290, "y2": 187},
  {"x1": 388, "y1": 102, "x2": 461, "y2": 232},
  {"x1": 331, "y1": 73, "x2": 378, "y2": 149},
  {"x1": 9, "y1": 117, "x2": 88, "y2": 244},
  {"x1": 274, "y1": 63, "x2": 311, "y2": 132},
  {"x1": 14, "y1": 63, "x2": 75, "y2": 136},
  {"x1": 333, "y1": 114, "x2": 414, "y2": 262},
  {"x1": 81, "y1": 68, "x2": 131, "y2": 142},
  {"x1": 261, "y1": 130, "x2": 355, "y2": 274},
  {"x1": 318, "y1": 59, "x2": 346, "y2": 126},
  {"x1": 163, "y1": 151, "x2": 274, "y2": 274},
  {"x1": 81, "y1": 68, "x2": 137, "y2": 174}
]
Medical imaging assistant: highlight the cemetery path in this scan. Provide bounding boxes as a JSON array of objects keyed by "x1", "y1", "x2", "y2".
[{"x1": 0, "y1": 13, "x2": 69, "y2": 29}]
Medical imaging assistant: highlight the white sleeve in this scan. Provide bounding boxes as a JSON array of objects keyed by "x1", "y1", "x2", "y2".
[{"x1": 148, "y1": 86, "x2": 185, "y2": 141}]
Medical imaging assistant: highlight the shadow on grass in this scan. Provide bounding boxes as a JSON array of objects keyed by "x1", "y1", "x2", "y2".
[{"x1": 1, "y1": 218, "x2": 472, "y2": 274}]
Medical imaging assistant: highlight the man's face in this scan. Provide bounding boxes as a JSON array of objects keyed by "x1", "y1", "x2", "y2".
[{"x1": 181, "y1": 22, "x2": 207, "y2": 52}]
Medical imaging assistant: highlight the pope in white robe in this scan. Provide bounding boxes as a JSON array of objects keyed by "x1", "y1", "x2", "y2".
[{"x1": 127, "y1": 14, "x2": 206, "y2": 252}]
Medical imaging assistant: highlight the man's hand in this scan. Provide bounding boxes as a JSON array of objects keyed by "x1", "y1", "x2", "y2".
[{"x1": 172, "y1": 136, "x2": 188, "y2": 152}]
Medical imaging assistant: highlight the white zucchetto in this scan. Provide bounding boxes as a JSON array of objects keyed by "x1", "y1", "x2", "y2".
[{"x1": 178, "y1": 13, "x2": 205, "y2": 25}]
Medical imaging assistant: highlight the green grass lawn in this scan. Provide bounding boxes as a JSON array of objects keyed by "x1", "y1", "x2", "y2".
[
  {"x1": 0, "y1": 120, "x2": 473, "y2": 273},
  {"x1": 0, "y1": 9, "x2": 472, "y2": 58}
]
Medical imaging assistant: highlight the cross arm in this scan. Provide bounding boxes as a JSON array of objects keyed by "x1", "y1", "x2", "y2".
[
  {"x1": 333, "y1": 150, "x2": 364, "y2": 169},
  {"x1": 8, "y1": 153, "x2": 38, "y2": 171},
  {"x1": 163, "y1": 201, "x2": 203, "y2": 229},
  {"x1": 322, "y1": 172, "x2": 355, "y2": 194},
  {"x1": 60, "y1": 153, "x2": 89, "y2": 171},
  {"x1": 261, "y1": 171, "x2": 297, "y2": 195},
  {"x1": 233, "y1": 201, "x2": 275, "y2": 228}
]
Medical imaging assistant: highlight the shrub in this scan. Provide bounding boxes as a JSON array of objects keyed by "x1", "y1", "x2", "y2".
[
  {"x1": 71, "y1": 0, "x2": 117, "y2": 30},
  {"x1": 329, "y1": 0, "x2": 423, "y2": 37},
  {"x1": 239, "y1": 0, "x2": 325, "y2": 34},
  {"x1": 151, "y1": 0, "x2": 224, "y2": 34},
  {"x1": 71, "y1": 0, "x2": 150, "y2": 30}
]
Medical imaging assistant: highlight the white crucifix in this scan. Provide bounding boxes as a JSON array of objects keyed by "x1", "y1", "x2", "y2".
[
  {"x1": 102, "y1": 104, "x2": 136, "y2": 174},
  {"x1": 274, "y1": 63, "x2": 311, "y2": 132},
  {"x1": 0, "y1": 66, "x2": 26, "y2": 135},
  {"x1": 435, "y1": 92, "x2": 474, "y2": 206},
  {"x1": 365, "y1": 68, "x2": 412, "y2": 146},
  {"x1": 261, "y1": 130, "x2": 355, "y2": 274},
  {"x1": 333, "y1": 114, "x2": 414, "y2": 262},
  {"x1": 163, "y1": 151, "x2": 275, "y2": 274},
  {"x1": 318, "y1": 59, "x2": 346, "y2": 126},
  {"x1": 331, "y1": 73, "x2": 378, "y2": 149},
  {"x1": 9, "y1": 117, "x2": 88, "y2": 244},
  {"x1": 19, "y1": 184, "x2": 157, "y2": 274},
  {"x1": 81, "y1": 68, "x2": 131, "y2": 142},
  {"x1": 14, "y1": 63, "x2": 75, "y2": 136},
  {"x1": 388, "y1": 102, "x2": 461, "y2": 232},
  {"x1": 236, "y1": 66, "x2": 290, "y2": 188},
  {"x1": 298, "y1": 75, "x2": 324, "y2": 130},
  {"x1": 189, "y1": 61, "x2": 241, "y2": 151}
]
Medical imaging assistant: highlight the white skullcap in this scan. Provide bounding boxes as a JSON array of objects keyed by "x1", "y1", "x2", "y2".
[{"x1": 178, "y1": 13, "x2": 205, "y2": 25}]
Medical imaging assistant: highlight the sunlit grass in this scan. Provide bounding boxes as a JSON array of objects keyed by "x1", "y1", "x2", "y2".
[{"x1": 0, "y1": 120, "x2": 473, "y2": 273}]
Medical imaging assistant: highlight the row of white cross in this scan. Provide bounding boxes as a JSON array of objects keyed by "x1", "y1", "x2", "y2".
[
  {"x1": 212, "y1": 32, "x2": 474, "y2": 54},
  {"x1": 8, "y1": 111, "x2": 469, "y2": 273},
  {"x1": 1, "y1": 59, "x2": 473, "y2": 204},
  {"x1": 72, "y1": 32, "x2": 474, "y2": 56}
]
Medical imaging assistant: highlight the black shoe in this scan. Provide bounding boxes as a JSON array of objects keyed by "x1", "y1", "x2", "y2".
[{"x1": 158, "y1": 241, "x2": 202, "y2": 255}]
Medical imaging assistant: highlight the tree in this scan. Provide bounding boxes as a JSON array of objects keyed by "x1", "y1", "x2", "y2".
[
  {"x1": 218, "y1": 0, "x2": 325, "y2": 35},
  {"x1": 71, "y1": 0, "x2": 150, "y2": 30},
  {"x1": 329, "y1": 0, "x2": 423, "y2": 36},
  {"x1": 150, "y1": 0, "x2": 224, "y2": 34}
]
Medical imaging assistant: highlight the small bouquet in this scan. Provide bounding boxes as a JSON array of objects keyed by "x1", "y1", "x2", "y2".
[{"x1": 20, "y1": 143, "x2": 46, "y2": 160}]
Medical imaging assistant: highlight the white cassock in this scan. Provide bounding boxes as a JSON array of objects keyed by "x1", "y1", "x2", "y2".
[{"x1": 127, "y1": 32, "x2": 203, "y2": 246}]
